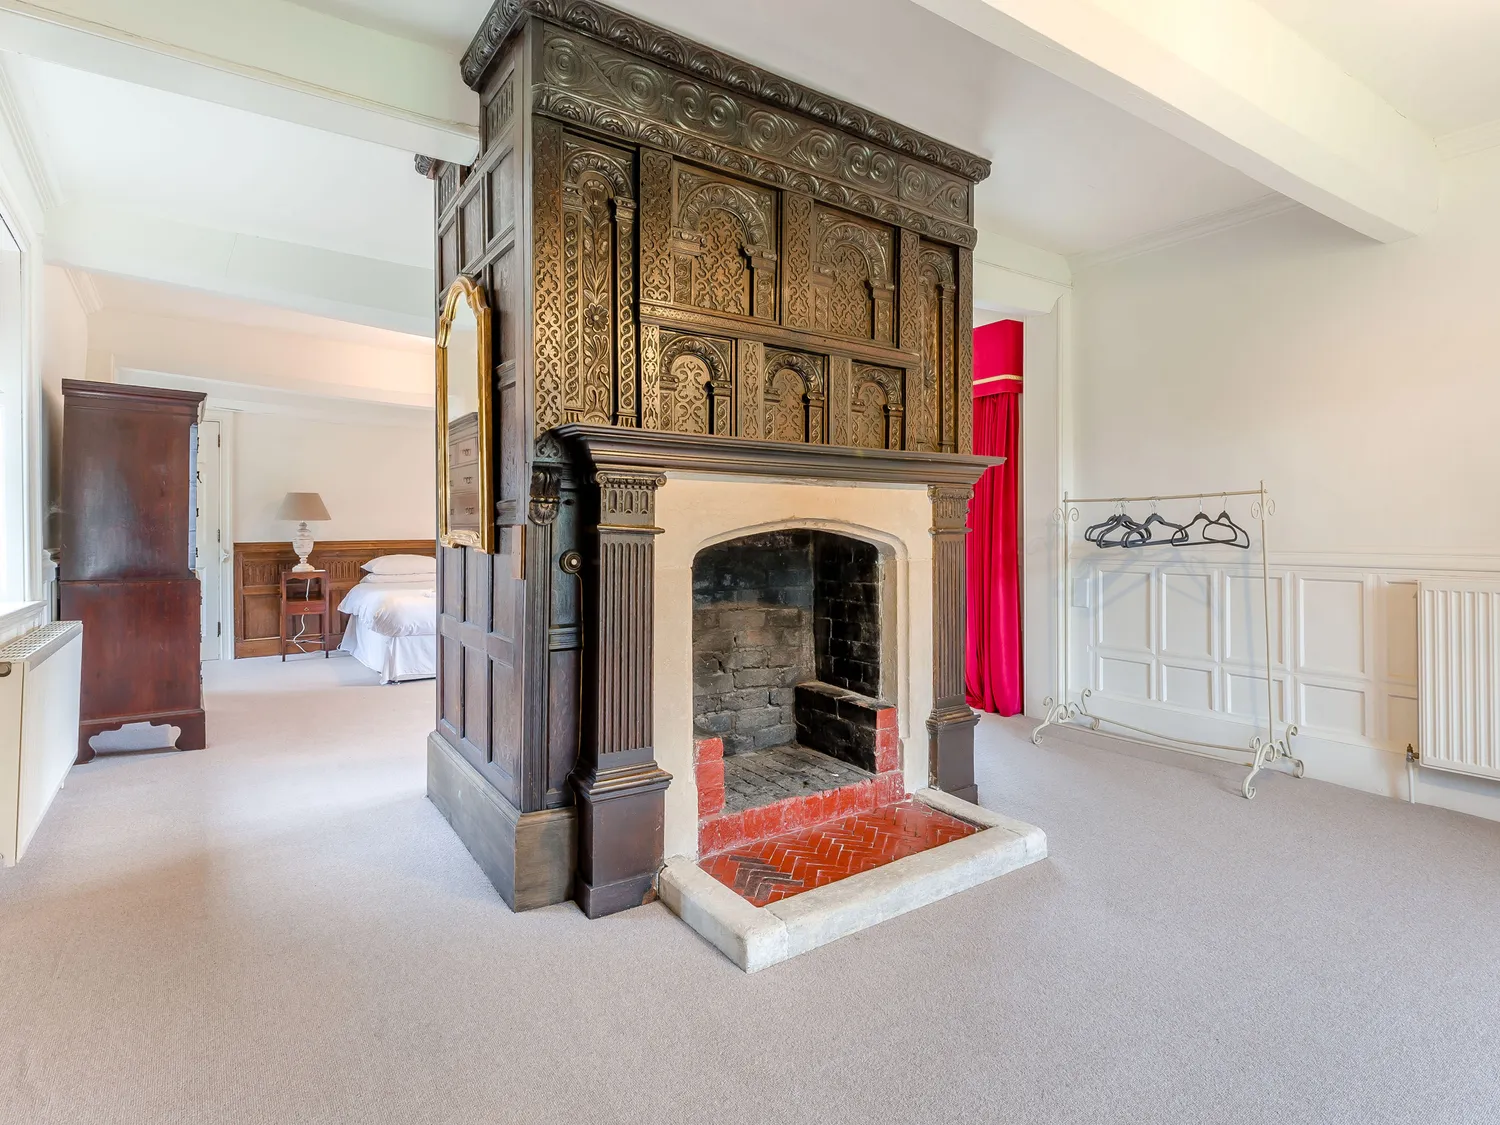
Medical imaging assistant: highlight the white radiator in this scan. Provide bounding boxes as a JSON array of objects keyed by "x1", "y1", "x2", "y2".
[
  {"x1": 1419, "y1": 580, "x2": 1500, "y2": 780},
  {"x1": 0, "y1": 621, "x2": 83, "y2": 865}
]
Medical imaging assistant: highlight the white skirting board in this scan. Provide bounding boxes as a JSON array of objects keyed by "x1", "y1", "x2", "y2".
[{"x1": 658, "y1": 789, "x2": 1047, "y2": 972}]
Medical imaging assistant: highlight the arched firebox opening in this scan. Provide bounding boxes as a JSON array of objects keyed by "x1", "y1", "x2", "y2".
[{"x1": 692, "y1": 528, "x2": 895, "y2": 817}]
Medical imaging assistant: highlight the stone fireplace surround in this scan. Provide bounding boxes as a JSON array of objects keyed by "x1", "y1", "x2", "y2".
[
  {"x1": 555, "y1": 425, "x2": 991, "y2": 904},
  {"x1": 649, "y1": 469, "x2": 937, "y2": 860}
]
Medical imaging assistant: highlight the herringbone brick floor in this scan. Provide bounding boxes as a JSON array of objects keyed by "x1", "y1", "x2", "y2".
[{"x1": 699, "y1": 798, "x2": 979, "y2": 906}]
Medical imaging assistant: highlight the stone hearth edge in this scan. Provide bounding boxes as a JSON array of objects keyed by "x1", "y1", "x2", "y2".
[{"x1": 657, "y1": 789, "x2": 1047, "y2": 972}]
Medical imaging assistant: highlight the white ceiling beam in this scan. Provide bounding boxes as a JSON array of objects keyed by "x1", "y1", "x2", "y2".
[
  {"x1": 45, "y1": 203, "x2": 434, "y2": 337},
  {"x1": 974, "y1": 228, "x2": 1071, "y2": 315},
  {"x1": 910, "y1": 0, "x2": 1439, "y2": 242},
  {"x1": 0, "y1": 0, "x2": 478, "y2": 164}
]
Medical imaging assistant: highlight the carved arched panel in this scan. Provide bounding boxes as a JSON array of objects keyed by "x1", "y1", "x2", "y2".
[
  {"x1": 764, "y1": 367, "x2": 807, "y2": 443},
  {"x1": 918, "y1": 240, "x2": 958, "y2": 452},
  {"x1": 668, "y1": 166, "x2": 778, "y2": 320},
  {"x1": 763, "y1": 349, "x2": 826, "y2": 445},
  {"x1": 849, "y1": 363, "x2": 904, "y2": 451},
  {"x1": 810, "y1": 205, "x2": 895, "y2": 345},
  {"x1": 663, "y1": 355, "x2": 712, "y2": 435},
  {"x1": 659, "y1": 332, "x2": 734, "y2": 436},
  {"x1": 560, "y1": 132, "x2": 637, "y2": 427}
]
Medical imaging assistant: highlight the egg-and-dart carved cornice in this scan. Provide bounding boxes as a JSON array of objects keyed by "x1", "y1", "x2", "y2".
[{"x1": 460, "y1": 0, "x2": 991, "y2": 185}]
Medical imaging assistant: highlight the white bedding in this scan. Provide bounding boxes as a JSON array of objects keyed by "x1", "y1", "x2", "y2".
[
  {"x1": 338, "y1": 577, "x2": 437, "y2": 683},
  {"x1": 338, "y1": 579, "x2": 436, "y2": 638}
]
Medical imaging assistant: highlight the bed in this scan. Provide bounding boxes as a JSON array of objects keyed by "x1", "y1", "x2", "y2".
[{"x1": 337, "y1": 555, "x2": 438, "y2": 683}]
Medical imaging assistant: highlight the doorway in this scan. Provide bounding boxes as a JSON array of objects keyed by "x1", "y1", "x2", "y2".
[{"x1": 196, "y1": 417, "x2": 225, "y2": 660}]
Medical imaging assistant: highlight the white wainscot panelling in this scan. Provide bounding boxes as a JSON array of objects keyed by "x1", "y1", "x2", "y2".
[
  {"x1": 1226, "y1": 671, "x2": 1288, "y2": 724},
  {"x1": 1162, "y1": 664, "x2": 1214, "y2": 710},
  {"x1": 1300, "y1": 682, "x2": 1367, "y2": 736},
  {"x1": 1387, "y1": 694, "x2": 1419, "y2": 747},
  {"x1": 1298, "y1": 577, "x2": 1367, "y2": 676},
  {"x1": 1383, "y1": 580, "x2": 1419, "y2": 684},
  {"x1": 1161, "y1": 572, "x2": 1213, "y2": 659},
  {"x1": 1099, "y1": 656, "x2": 1151, "y2": 699},
  {"x1": 1224, "y1": 573, "x2": 1284, "y2": 667},
  {"x1": 1098, "y1": 569, "x2": 1152, "y2": 652}
]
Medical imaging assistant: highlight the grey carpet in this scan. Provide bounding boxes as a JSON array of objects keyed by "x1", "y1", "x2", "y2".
[{"x1": 3, "y1": 655, "x2": 1500, "y2": 1124}]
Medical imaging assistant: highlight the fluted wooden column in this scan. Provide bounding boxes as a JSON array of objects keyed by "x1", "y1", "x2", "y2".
[
  {"x1": 571, "y1": 468, "x2": 672, "y2": 918},
  {"x1": 927, "y1": 484, "x2": 979, "y2": 801}
]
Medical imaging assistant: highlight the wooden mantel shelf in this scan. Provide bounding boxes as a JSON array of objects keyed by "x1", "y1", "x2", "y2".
[{"x1": 554, "y1": 425, "x2": 1001, "y2": 488}]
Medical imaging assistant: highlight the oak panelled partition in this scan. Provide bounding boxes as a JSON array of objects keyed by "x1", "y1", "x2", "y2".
[
  {"x1": 425, "y1": 0, "x2": 992, "y2": 916},
  {"x1": 233, "y1": 541, "x2": 437, "y2": 658}
]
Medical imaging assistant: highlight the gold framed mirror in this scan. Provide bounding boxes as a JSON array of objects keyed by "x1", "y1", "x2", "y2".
[{"x1": 436, "y1": 276, "x2": 494, "y2": 553}]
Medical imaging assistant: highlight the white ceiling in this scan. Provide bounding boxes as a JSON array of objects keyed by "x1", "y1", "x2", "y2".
[
  {"x1": 290, "y1": 0, "x2": 491, "y2": 53},
  {"x1": 84, "y1": 272, "x2": 432, "y2": 351},
  {"x1": 23, "y1": 0, "x2": 1489, "y2": 310},
  {"x1": 8, "y1": 54, "x2": 434, "y2": 269},
  {"x1": 1257, "y1": 0, "x2": 1500, "y2": 137},
  {"x1": 605, "y1": 0, "x2": 1276, "y2": 257}
]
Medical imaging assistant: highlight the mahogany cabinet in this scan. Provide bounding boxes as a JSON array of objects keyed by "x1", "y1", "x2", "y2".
[{"x1": 59, "y1": 380, "x2": 207, "y2": 762}]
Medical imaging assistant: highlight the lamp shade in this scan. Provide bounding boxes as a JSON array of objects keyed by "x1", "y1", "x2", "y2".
[{"x1": 275, "y1": 492, "x2": 331, "y2": 522}]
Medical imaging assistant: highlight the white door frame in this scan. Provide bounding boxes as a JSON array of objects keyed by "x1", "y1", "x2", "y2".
[{"x1": 202, "y1": 407, "x2": 236, "y2": 660}]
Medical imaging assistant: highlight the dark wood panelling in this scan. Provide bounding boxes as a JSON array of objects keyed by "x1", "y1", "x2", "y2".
[
  {"x1": 60, "y1": 380, "x2": 206, "y2": 763},
  {"x1": 428, "y1": 0, "x2": 991, "y2": 915},
  {"x1": 233, "y1": 540, "x2": 436, "y2": 658}
]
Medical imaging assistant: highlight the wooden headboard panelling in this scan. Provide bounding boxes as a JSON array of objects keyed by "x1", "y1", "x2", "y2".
[{"x1": 233, "y1": 539, "x2": 437, "y2": 658}]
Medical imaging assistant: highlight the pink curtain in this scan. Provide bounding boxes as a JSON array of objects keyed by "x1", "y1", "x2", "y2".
[{"x1": 966, "y1": 321, "x2": 1022, "y2": 715}]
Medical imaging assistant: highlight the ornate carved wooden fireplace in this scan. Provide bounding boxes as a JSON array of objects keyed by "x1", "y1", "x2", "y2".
[{"x1": 424, "y1": 0, "x2": 994, "y2": 918}]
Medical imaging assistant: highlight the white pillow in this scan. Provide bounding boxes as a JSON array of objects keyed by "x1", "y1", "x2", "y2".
[
  {"x1": 361, "y1": 553, "x2": 437, "y2": 576},
  {"x1": 359, "y1": 573, "x2": 435, "y2": 586}
]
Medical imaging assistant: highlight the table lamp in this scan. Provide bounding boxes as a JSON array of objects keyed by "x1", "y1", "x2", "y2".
[{"x1": 276, "y1": 492, "x2": 331, "y2": 572}]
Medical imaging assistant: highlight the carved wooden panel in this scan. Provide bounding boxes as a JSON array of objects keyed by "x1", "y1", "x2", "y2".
[
  {"x1": 763, "y1": 348, "x2": 826, "y2": 445},
  {"x1": 488, "y1": 150, "x2": 516, "y2": 243},
  {"x1": 849, "y1": 363, "x2": 904, "y2": 451},
  {"x1": 810, "y1": 205, "x2": 895, "y2": 345},
  {"x1": 918, "y1": 239, "x2": 958, "y2": 453},
  {"x1": 533, "y1": 118, "x2": 566, "y2": 435},
  {"x1": 658, "y1": 331, "x2": 734, "y2": 436},
  {"x1": 529, "y1": 23, "x2": 979, "y2": 247},
  {"x1": 232, "y1": 540, "x2": 436, "y2": 658},
  {"x1": 737, "y1": 339, "x2": 764, "y2": 440},
  {"x1": 667, "y1": 163, "x2": 778, "y2": 321},
  {"x1": 782, "y1": 192, "x2": 814, "y2": 330},
  {"x1": 484, "y1": 72, "x2": 515, "y2": 148},
  {"x1": 561, "y1": 132, "x2": 637, "y2": 427},
  {"x1": 462, "y1": 191, "x2": 486, "y2": 268}
]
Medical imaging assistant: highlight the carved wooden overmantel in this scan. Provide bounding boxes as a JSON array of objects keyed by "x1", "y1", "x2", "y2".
[{"x1": 427, "y1": 0, "x2": 994, "y2": 915}]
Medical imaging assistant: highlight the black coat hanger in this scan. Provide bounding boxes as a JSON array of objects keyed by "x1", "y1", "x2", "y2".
[
  {"x1": 1205, "y1": 507, "x2": 1251, "y2": 548},
  {"x1": 1125, "y1": 509, "x2": 1188, "y2": 549}
]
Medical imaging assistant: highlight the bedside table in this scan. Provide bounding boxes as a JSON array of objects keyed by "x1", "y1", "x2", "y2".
[{"x1": 279, "y1": 570, "x2": 331, "y2": 660}]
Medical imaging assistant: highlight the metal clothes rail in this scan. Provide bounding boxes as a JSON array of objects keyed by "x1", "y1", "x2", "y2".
[{"x1": 1030, "y1": 481, "x2": 1304, "y2": 799}]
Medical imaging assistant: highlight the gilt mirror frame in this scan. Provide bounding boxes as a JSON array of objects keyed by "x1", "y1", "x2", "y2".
[{"x1": 436, "y1": 275, "x2": 494, "y2": 553}]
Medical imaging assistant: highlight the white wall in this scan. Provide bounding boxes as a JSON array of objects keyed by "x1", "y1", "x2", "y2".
[
  {"x1": 40, "y1": 267, "x2": 86, "y2": 548},
  {"x1": 233, "y1": 410, "x2": 433, "y2": 543},
  {"x1": 85, "y1": 296, "x2": 432, "y2": 408},
  {"x1": 1050, "y1": 145, "x2": 1500, "y2": 820}
]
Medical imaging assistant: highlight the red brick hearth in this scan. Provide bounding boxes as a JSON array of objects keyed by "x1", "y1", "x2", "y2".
[
  {"x1": 700, "y1": 799, "x2": 981, "y2": 907},
  {"x1": 695, "y1": 712, "x2": 905, "y2": 857}
]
